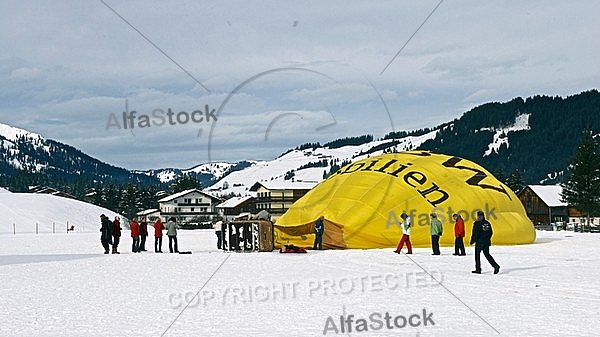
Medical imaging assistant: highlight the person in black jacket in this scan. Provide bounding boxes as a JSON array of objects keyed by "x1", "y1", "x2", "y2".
[
  {"x1": 139, "y1": 218, "x2": 148, "y2": 251},
  {"x1": 100, "y1": 214, "x2": 113, "y2": 254},
  {"x1": 470, "y1": 210, "x2": 500, "y2": 274},
  {"x1": 313, "y1": 216, "x2": 324, "y2": 250}
]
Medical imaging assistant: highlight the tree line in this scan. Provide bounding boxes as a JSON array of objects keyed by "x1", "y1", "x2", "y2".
[{"x1": 0, "y1": 172, "x2": 203, "y2": 221}]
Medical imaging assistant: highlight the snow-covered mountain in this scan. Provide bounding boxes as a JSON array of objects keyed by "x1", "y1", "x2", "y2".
[
  {"x1": 1, "y1": 90, "x2": 598, "y2": 193},
  {"x1": 204, "y1": 131, "x2": 437, "y2": 197},
  {"x1": 420, "y1": 89, "x2": 600, "y2": 184},
  {"x1": 0, "y1": 124, "x2": 51, "y2": 173},
  {"x1": 201, "y1": 90, "x2": 600, "y2": 195},
  {"x1": 0, "y1": 123, "x2": 158, "y2": 184},
  {"x1": 134, "y1": 161, "x2": 253, "y2": 188}
]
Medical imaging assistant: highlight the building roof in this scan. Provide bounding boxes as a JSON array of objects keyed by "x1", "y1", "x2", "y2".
[
  {"x1": 157, "y1": 188, "x2": 221, "y2": 203},
  {"x1": 28, "y1": 185, "x2": 78, "y2": 200},
  {"x1": 216, "y1": 196, "x2": 254, "y2": 209},
  {"x1": 528, "y1": 185, "x2": 567, "y2": 207},
  {"x1": 249, "y1": 180, "x2": 319, "y2": 192},
  {"x1": 137, "y1": 208, "x2": 160, "y2": 216}
]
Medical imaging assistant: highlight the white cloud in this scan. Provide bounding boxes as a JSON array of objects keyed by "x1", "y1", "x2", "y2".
[{"x1": 0, "y1": 0, "x2": 597, "y2": 169}]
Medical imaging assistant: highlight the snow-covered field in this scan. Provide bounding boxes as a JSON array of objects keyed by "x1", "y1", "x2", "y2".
[{"x1": 1, "y1": 229, "x2": 598, "y2": 336}]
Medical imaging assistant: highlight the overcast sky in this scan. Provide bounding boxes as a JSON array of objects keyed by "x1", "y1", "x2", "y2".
[{"x1": 0, "y1": 0, "x2": 598, "y2": 170}]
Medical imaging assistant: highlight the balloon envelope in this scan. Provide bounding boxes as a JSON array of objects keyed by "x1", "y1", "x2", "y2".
[{"x1": 274, "y1": 151, "x2": 535, "y2": 249}]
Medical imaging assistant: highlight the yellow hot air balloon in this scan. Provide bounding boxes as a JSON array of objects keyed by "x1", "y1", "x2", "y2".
[{"x1": 274, "y1": 151, "x2": 535, "y2": 249}]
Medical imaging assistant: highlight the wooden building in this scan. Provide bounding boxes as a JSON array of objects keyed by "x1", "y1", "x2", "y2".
[{"x1": 518, "y1": 185, "x2": 569, "y2": 226}]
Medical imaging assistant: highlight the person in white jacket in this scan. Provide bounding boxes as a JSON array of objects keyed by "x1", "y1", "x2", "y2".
[
  {"x1": 394, "y1": 211, "x2": 413, "y2": 254},
  {"x1": 214, "y1": 220, "x2": 224, "y2": 249}
]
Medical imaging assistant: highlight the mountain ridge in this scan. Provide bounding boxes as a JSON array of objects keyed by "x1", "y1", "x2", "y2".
[{"x1": 1, "y1": 89, "x2": 598, "y2": 196}]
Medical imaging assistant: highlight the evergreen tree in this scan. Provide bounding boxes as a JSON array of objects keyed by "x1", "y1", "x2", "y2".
[
  {"x1": 119, "y1": 183, "x2": 140, "y2": 220},
  {"x1": 560, "y1": 130, "x2": 600, "y2": 232},
  {"x1": 505, "y1": 169, "x2": 525, "y2": 193},
  {"x1": 171, "y1": 174, "x2": 202, "y2": 193}
]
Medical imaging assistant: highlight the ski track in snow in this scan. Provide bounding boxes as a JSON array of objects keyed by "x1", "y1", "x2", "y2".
[{"x1": 0, "y1": 230, "x2": 598, "y2": 336}]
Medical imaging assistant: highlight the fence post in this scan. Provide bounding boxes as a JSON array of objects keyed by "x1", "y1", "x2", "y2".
[
  {"x1": 53, "y1": 222, "x2": 55, "y2": 234},
  {"x1": 36, "y1": 222, "x2": 39, "y2": 235},
  {"x1": 13, "y1": 223, "x2": 15, "y2": 235},
  {"x1": 66, "y1": 221, "x2": 69, "y2": 234}
]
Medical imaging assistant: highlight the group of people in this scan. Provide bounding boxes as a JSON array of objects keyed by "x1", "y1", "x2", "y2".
[
  {"x1": 100, "y1": 215, "x2": 180, "y2": 254},
  {"x1": 309, "y1": 209, "x2": 500, "y2": 274},
  {"x1": 393, "y1": 210, "x2": 500, "y2": 274}
]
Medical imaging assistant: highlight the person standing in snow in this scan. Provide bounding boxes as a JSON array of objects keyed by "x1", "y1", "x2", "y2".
[
  {"x1": 313, "y1": 216, "x2": 325, "y2": 250},
  {"x1": 139, "y1": 217, "x2": 148, "y2": 251},
  {"x1": 154, "y1": 218, "x2": 164, "y2": 253},
  {"x1": 100, "y1": 214, "x2": 113, "y2": 254},
  {"x1": 112, "y1": 216, "x2": 122, "y2": 254},
  {"x1": 130, "y1": 218, "x2": 140, "y2": 253},
  {"x1": 214, "y1": 219, "x2": 224, "y2": 249},
  {"x1": 430, "y1": 213, "x2": 443, "y2": 255},
  {"x1": 394, "y1": 211, "x2": 413, "y2": 254},
  {"x1": 470, "y1": 210, "x2": 500, "y2": 274},
  {"x1": 452, "y1": 214, "x2": 466, "y2": 256},
  {"x1": 166, "y1": 217, "x2": 179, "y2": 253}
]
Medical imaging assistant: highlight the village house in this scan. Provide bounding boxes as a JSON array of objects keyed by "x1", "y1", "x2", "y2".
[
  {"x1": 215, "y1": 196, "x2": 255, "y2": 221},
  {"x1": 518, "y1": 185, "x2": 600, "y2": 230},
  {"x1": 135, "y1": 208, "x2": 161, "y2": 222},
  {"x1": 157, "y1": 188, "x2": 222, "y2": 224},
  {"x1": 249, "y1": 180, "x2": 318, "y2": 220}
]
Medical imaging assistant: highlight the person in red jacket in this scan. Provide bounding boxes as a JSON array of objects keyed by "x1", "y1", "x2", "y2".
[
  {"x1": 130, "y1": 218, "x2": 141, "y2": 253},
  {"x1": 453, "y1": 213, "x2": 466, "y2": 256},
  {"x1": 112, "y1": 216, "x2": 122, "y2": 254},
  {"x1": 154, "y1": 218, "x2": 164, "y2": 253}
]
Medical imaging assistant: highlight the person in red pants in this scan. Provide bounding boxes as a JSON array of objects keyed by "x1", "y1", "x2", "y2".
[{"x1": 394, "y1": 211, "x2": 413, "y2": 254}]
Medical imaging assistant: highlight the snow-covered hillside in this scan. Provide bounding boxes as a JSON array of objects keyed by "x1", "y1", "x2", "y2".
[
  {"x1": 0, "y1": 190, "x2": 122, "y2": 234},
  {"x1": 135, "y1": 162, "x2": 235, "y2": 183},
  {"x1": 205, "y1": 131, "x2": 437, "y2": 196},
  {"x1": 0, "y1": 123, "x2": 50, "y2": 172},
  {"x1": 481, "y1": 113, "x2": 531, "y2": 156},
  {"x1": 183, "y1": 162, "x2": 233, "y2": 179},
  {"x1": 0, "y1": 123, "x2": 44, "y2": 142}
]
